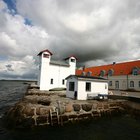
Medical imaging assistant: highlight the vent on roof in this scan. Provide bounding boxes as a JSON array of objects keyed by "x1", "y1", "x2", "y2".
[
  {"x1": 113, "y1": 62, "x2": 116, "y2": 65},
  {"x1": 87, "y1": 71, "x2": 92, "y2": 76},
  {"x1": 100, "y1": 70, "x2": 106, "y2": 77},
  {"x1": 81, "y1": 72, "x2": 86, "y2": 76},
  {"x1": 108, "y1": 69, "x2": 114, "y2": 76},
  {"x1": 82, "y1": 66, "x2": 85, "y2": 70}
]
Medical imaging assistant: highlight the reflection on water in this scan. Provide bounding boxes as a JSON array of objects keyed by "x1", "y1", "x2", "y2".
[{"x1": 0, "y1": 81, "x2": 140, "y2": 140}]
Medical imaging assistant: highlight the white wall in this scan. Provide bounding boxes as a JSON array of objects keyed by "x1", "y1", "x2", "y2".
[
  {"x1": 38, "y1": 52, "x2": 51, "y2": 90},
  {"x1": 48, "y1": 64, "x2": 72, "y2": 89},
  {"x1": 38, "y1": 53, "x2": 76, "y2": 90},
  {"x1": 66, "y1": 77, "x2": 108, "y2": 100},
  {"x1": 77, "y1": 80, "x2": 108, "y2": 100},
  {"x1": 77, "y1": 81, "x2": 87, "y2": 100}
]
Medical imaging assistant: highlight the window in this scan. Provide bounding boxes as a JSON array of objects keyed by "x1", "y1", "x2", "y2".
[
  {"x1": 132, "y1": 67, "x2": 139, "y2": 75},
  {"x1": 50, "y1": 79, "x2": 53, "y2": 84},
  {"x1": 105, "y1": 84, "x2": 108, "y2": 89},
  {"x1": 139, "y1": 81, "x2": 140, "y2": 88},
  {"x1": 43, "y1": 54, "x2": 49, "y2": 58},
  {"x1": 109, "y1": 81, "x2": 112, "y2": 86},
  {"x1": 62, "y1": 79, "x2": 65, "y2": 85},
  {"x1": 39, "y1": 65, "x2": 41, "y2": 70},
  {"x1": 108, "y1": 69, "x2": 114, "y2": 76},
  {"x1": 130, "y1": 81, "x2": 134, "y2": 87},
  {"x1": 71, "y1": 58, "x2": 75, "y2": 62},
  {"x1": 115, "y1": 81, "x2": 119, "y2": 89},
  {"x1": 87, "y1": 71, "x2": 92, "y2": 76},
  {"x1": 69, "y1": 82, "x2": 75, "y2": 91},
  {"x1": 100, "y1": 70, "x2": 106, "y2": 77},
  {"x1": 86, "y1": 82, "x2": 91, "y2": 91},
  {"x1": 82, "y1": 72, "x2": 86, "y2": 76}
]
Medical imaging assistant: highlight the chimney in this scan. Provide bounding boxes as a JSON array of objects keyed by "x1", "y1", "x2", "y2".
[
  {"x1": 83, "y1": 65, "x2": 85, "y2": 70},
  {"x1": 113, "y1": 62, "x2": 116, "y2": 65}
]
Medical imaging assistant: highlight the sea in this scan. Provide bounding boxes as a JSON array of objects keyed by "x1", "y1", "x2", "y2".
[{"x1": 0, "y1": 80, "x2": 140, "y2": 140}]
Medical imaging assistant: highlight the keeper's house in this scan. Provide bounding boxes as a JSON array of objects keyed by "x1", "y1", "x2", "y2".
[
  {"x1": 66, "y1": 75, "x2": 108, "y2": 100},
  {"x1": 37, "y1": 49, "x2": 77, "y2": 90},
  {"x1": 76, "y1": 60, "x2": 140, "y2": 91}
]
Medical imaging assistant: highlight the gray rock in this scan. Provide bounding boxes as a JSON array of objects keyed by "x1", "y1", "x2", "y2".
[
  {"x1": 82, "y1": 104, "x2": 92, "y2": 112},
  {"x1": 38, "y1": 99, "x2": 51, "y2": 106},
  {"x1": 73, "y1": 104, "x2": 81, "y2": 112}
]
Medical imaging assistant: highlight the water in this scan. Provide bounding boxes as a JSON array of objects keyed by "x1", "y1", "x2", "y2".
[
  {"x1": 0, "y1": 81, "x2": 140, "y2": 140},
  {"x1": 0, "y1": 80, "x2": 28, "y2": 117}
]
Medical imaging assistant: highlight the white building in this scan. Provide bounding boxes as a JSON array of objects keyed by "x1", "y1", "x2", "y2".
[
  {"x1": 76, "y1": 60, "x2": 140, "y2": 91},
  {"x1": 66, "y1": 75, "x2": 108, "y2": 100},
  {"x1": 38, "y1": 49, "x2": 77, "y2": 90}
]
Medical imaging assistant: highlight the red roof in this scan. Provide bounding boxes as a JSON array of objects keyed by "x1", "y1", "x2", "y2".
[
  {"x1": 37, "y1": 49, "x2": 53, "y2": 56},
  {"x1": 76, "y1": 60, "x2": 140, "y2": 76}
]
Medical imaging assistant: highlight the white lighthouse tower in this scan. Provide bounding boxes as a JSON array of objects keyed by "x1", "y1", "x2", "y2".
[
  {"x1": 38, "y1": 49, "x2": 53, "y2": 90},
  {"x1": 37, "y1": 49, "x2": 77, "y2": 90}
]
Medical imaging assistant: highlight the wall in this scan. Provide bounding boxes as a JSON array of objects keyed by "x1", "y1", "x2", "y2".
[
  {"x1": 77, "y1": 80, "x2": 108, "y2": 100},
  {"x1": 38, "y1": 53, "x2": 76, "y2": 90},
  {"x1": 66, "y1": 77, "x2": 108, "y2": 100},
  {"x1": 107, "y1": 75, "x2": 128, "y2": 90},
  {"x1": 107, "y1": 75, "x2": 140, "y2": 91},
  {"x1": 38, "y1": 52, "x2": 51, "y2": 90},
  {"x1": 128, "y1": 75, "x2": 140, "y2": 91},
  {"x1": 48, "y1": 64, "x2": 71, "y2": 89}
]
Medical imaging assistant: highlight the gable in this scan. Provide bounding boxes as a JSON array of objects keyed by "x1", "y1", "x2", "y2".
[{"x1": 38, "y1": 49, "x2": 53, "y2": 56}]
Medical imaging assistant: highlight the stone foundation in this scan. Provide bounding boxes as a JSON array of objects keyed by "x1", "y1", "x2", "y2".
[{"x1": 4, "y1": 88, "x2": 140, "y2": 128}]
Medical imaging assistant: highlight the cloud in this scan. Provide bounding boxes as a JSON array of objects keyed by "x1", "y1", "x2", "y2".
[
  {"x1": 0, "y1": 55, "x2": 38, "y2": 80},
  {"x1": 0, "y1": 0, "x2": 49, "y2": 79},
  {"x1": 16, "y1": 0, "x2": 140, "y2": 64},
  {"x1": 1, "y1": 0, "x2": 140, "y2": 79}
]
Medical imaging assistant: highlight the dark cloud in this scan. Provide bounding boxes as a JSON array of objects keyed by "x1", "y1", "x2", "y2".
[
  {"x1": 16, "y1": 0, "x2": 140, "y2": 66},
  {"x1": 5, "y1": 64, "x2": 14, "y2": 71},
  {"x1": 0, "y1": 71, "x2": 37, "y2": 80}
]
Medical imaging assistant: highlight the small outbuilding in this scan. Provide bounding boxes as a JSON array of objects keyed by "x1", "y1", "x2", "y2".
[{"x1": 66, "y1": 75, "x2": 108, "y2": 100}]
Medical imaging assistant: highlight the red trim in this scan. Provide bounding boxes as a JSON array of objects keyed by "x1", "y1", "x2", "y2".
[
  {"x1": 37, "y1": 49, "x2": 53, "y2": 56},
  {"x1": 64, "y1": 55, "x2": 78, "y2": 60}
]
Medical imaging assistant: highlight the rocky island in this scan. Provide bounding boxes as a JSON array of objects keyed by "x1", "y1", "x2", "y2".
[{"x1": 5, "y1": 85, "x2": 140, "y2": 128}]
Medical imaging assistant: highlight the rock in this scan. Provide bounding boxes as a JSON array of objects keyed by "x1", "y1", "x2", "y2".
[
  {"x1": 65, "y1": 103, "x2": 73, "y2": 112},
  {"x1": 36, "y1": 115, "x2": 49, "y2": 125},
  {"x1": 69, "y1": 114, "x2": 78, "y2": 119},
  {"x1": 22, "y1": 106, "x2": 35, "y2": 116},
  {"x1": 73, "y1": 104, "x2": 81, "y2": 112},
  {"x1": 23, "y1": 95, "x2": 38, "y2": 104},
  {"x1": 58, "y1": 106, "x2": 65, "y2": 115},
  {"x1": 60, "y1": 115, "x2": 69, "y2": 123},
  {"x1": 38, "y1": 99, "x2": 51, "y2": 106},
  {"x1": 92, "y1": 103, "x2": 98, "y2": 110},
  {"x1": 39, "y1": 107, "x2": 52, "y2": 115},
  {"x1": 81, "y1": 104, "x2": 92, "y2": 112},
  {"x1": 21, "y1": 117, "x2": 35, "y2": 128}
]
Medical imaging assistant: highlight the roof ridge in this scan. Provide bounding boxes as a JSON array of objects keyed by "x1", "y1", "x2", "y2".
[{"x1": 86, "y1": 59, "x2": 140, "y2": 69}]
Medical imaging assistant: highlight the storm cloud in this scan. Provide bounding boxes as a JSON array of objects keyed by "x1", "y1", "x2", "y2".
[{"x1": 0, "y1": 0, "x2": 140, "y2": 79}]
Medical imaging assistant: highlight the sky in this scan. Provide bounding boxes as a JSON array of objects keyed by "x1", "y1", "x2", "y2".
[{"x1": 0, "y1": 0, "x2": 140, "y2": 80}]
